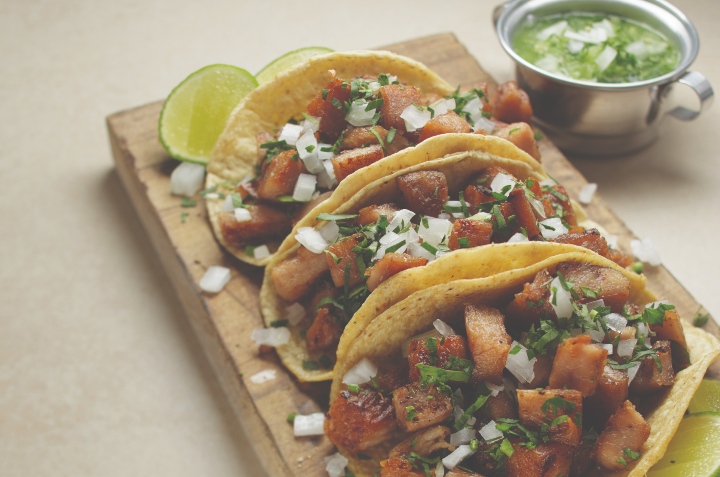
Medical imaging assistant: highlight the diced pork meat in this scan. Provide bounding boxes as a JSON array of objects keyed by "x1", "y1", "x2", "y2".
[
  {"x1": 508, "y1": 187, "x2": 541, "y2": 239},
  {"x1": 331, "y1": 144, "x2": 385, "y2": 182},
  {"x1": 593, "y1": 400, "x2": 650, "y2": 471},
  {"x1": 341, "y1": 126, "x2": 388, "y2": 150},
  {"x1": 516, "y1": 389, "x2": 583, "y2": 446},
  {"x1": 385, "y1": 131, "x2": 412, "y2": 155},
  {"x1": 629, "y1": 340, "x2": 675, "y2": 394},
  {"x1": 542, "y1": 184, "x2": 577, "y2": 226},
  {"x1": 585, "y1": 365, "x2": 629, "y2": 430},
  {"x1": 505, "y1": 268, "x2": 556, "y2": 326},
  {"x1": 407, "y1": 334, "x2": 470, "y2": 382},
  {"x1": 306, "y1": 75, "x2": 352, "y2": 142},
  {"x1": 463, "y1": 184, "x2": 495, "y2": 211},
  {"x1": 396, "y1": 170, "x2": 449, "y2": 217},
  {"x1": 418, "y1": 111, "x2": 472, "y2": 142},
  {"x1": 494, "y1": 122, "x2": 541, "y2": 162},
  {"x1": 608, "y1": 248, "x2": 634, "y2": 268},
  {"x1": 465, "y1": 304, "x2": 511, "y2": 384},
  {"x1": 490, "y1": 81, "x2": 533, "y2": 123},
  {"x1": 481, "y1": 392, "x2": 518, "y2": 421},
  {"x1": 504, "y1": 441, "x2": 574, "y2": 477},
  {"x1": 392, "y1": 382, "x2": 453, "y2": 432},
  {"x1": 256, "y1": 149, "x2": 305, "y2": 201},
  {"x1": 357, "y1": 203, "x2": 400, "y2": 226},
  {"x1": 325, "y1": 233, "x2": 365, "y2": 288},
  {"x1": 366, "y1": 252, "x2": 427, "y2": 292},
  {"x1": 218, "y1": 205, "x2": 292, "y2": 247},
  {"x1": 379, "y1": 84, "x2": 422, "y2": 133},
  {"x1": 325, "y1": 388, "x2": 397, "y2": 452},
  {"x1": 305, "y1": 307, "x2": 342, "y2": 354},
  {"x1": 650, "y1": 308, "x2": 689, "y2": 371},
  {"x1": 549, "y1": 228, "x2": 608, "y2": 257},
  {"x1": 379, "y1": 457, "x2": 424, "y2": 477},
  {"x1": 548, "y1": 335, "x2": 608, "y2": 396},
  {"x1": 270, "y1": 245, "x2": 329, "y2": 302},
  {"x1": 388, "y1": 425, "x2": 452, "y2": 458},
  {"x1": 528, "y1": 353, "x2": 553, "y2": 388},
  {"x1": 556, "y1": 262, "x2": 631, "y2": 313},
  {"x1": 448, "y1": 219, "x2": 493, "y2": 250}
]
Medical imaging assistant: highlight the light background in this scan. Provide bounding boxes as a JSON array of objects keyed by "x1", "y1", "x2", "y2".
[{"x1": 1, "y1": 1, "x2": 717, "y2": 475}]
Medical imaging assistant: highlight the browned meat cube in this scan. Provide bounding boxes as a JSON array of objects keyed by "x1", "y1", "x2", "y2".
[
  {"x1": 218, "y1": 204, "x2": 292, "y2": 247},
  {"x1": 505, "y1": 441, "x2": 574, "y2": 477},
  {"x1": 465, "y1": 304, "x2": 511, "y2": 384},
  {"x1": 385, "y1": 131, "x2": 412, "y2": 155},
  {"x1": 309, "y1": 280, "x2": 336, "y2": 311},
  {"x1": 541, "y1": 183, "x2": 577, "y2": 226},
  {"x1": 629, "y1": 340, "x2": 675, "y2": 394},
  {"x1": 463, "y1": 184, "x2": 495, "y2": 211},
  {"x1": 549, "y1": 335, "x2": 608, "y2": 396},
  {"x1": 379, "y1": 457, "x2": 424, "y2": 477},
  {"x1": 505, "y1": 268, "x2": 555, "y2": 327},
  {"x1": 448, "y1": 219, "x2": 493, "y2": 250},
  {"x1": 388, "y1": 425, "x2": 452, "y2": 458},
  {"x1": 255, "y1": 149, "x2": 305, "y2": 201},
  {"x1": 325, "y1": 233, "x2": 365, "y2": 289},
  {"x1": 557, "y1": 262, "x2": 631, "y2": 313},
  {"x1": 306, "y1": 76, "x2": 352, "y2": 142},
  {"x1": 418, "y1": 110, "x2": 472, "y2": 142},
  {"x1": 549, "y1": 228, "x2": 609, "y2": 257},
  {"x1": 481, "y1": 392, "x2": 518, "y2": 420},
  {"x1": 490, "y1": 202, "x2": 520, "y2": 240},
  {"x1": 508, "y1": 187, "x2": 541, "y2": 239},
  {"x1": 517, "y1": 389, "x2": 583, "y2": 446},
  {"x1": 325, "y1": 388, "x2": 396, "y2": 452},
  {"x1": 490, "y1": 81, "x2": 533, "y2": 123},
  {"x1": 408, "y1": 334, "x2": 469, "y2": 382},
  {"x1": 392, "y1": 382, "x2": 453, "y2": 432},
  {"x1": 366, "y1": 252, "x2": 427, "y2": 292},
  {"x1": 446, "y1": 471, "x2": 485, "y2": 477},
  {"x1": 305, "y1": 308, "x2": 342, "y2": 353},
  {"x1": 331, "y1": 144, "x2": 385, "y2": 182},
  {"x1": 375, "y1": 361, "x2": 410, "y2": 396},
  {"x1": 341, "y1": 125, "x2": 388, "y2": 150},
  {"x1": 396, "y1": 170, "x2": 448, "y2": 217},
  {"x1": 379, "y1": 84, "x2": 421, "y2": 132},
  {"x1": 585, "y1": 365, "x2": 629, "y2": 430},
  {"x1": 608, "y1": 248, "x2": 634, "y2": 268},
  {"x1": 650, "y1": 308, "x2": 690, "y2": 371},
  {"x1": 593, "y1": 400, "x2": 650, "y2": 471},
  {"x1": 270, "y1": 245, "x2": 329, "y2": 301},
  {"x1": 357, "y1": 203, "x2": 400, "y2": 225},
  {"x1": 528, "y1": 353, "x2": 553, "y2": 388},
  {"x1": 493, "y1": 122, "x2": 541, "y2": 162}
]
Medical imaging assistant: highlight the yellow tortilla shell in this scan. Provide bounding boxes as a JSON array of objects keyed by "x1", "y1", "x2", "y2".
[{"x1": 330, "y1": 245, "x2": 720, "y2": 477}]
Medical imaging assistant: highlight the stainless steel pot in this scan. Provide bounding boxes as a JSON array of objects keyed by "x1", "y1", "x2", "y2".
[{"x1": 494, "y1": 0, "x2": 713, "y2": 156}]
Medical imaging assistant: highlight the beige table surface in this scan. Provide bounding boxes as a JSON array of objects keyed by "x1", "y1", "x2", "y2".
[{"x1": 1, "y1": 1, "x2": 718, "y2": 475}]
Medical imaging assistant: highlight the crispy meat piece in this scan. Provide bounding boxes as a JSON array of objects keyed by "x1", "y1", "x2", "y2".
[
  {"x1": 542, "y1": 184, "x2": 577, "y2": 226},
  {"x1": 375, "y1": 361, "x2": 410, "y2": 394},
  {"x1": 325, "y1": 233, "x2": 365, "y2": 289},
  {"x1": 366, "y1": 252, "x2": 427, "y2": 292},
  {"x1": 527, "y1": 353, "x2": 553, "y2": 388},
  {"x1": 448, "y1": 219, "x2": 493, "y2": 250},
  {"x1": 379, "y1": 84, "x2": 422, "y2": 132},
  {"x1": 490, "y1": 81, "x2": 533, "y2": 123},
  {"x1": 389, "y1": 425, "x2": 452, "y2": 458},
  {"x1": 407, "y1": 334, "x2": 470, "y2": 382},
  {"x1": 393, "y1": 382, "x2": 453, "y2": 432},
  {"x1": 593, "y1": 400, "x2": 650, "y2": 471},
  {"x1": 331, "y1": 144, "x2": 385, "y2": 182},
  {"x1": 481, "y1": 392, "x2": 518, "y2": 421},
  {"x1": 608, "y1": 248, "x2": 634, "y2": 268},
  {"x1": 490, "y1": 201, "x2": 520, "y2": 240},
  {"x1": 505, "y1": 268, "x2": 555, "y2": 327},
  {"x1": 385, "y1": 131, "x2": 412, "y2": 155},
  {"x1": 218, "y1": 205, "x2": 292, "y2": 247},
  {"x1": 585, "y1": 365, "x2": 629, "y2": 430},
  {"x1": 505, "y1": 441, "x2": 574, "y2": 477},
  {"x1": 463, "y1": 183, "x2": 495, "y2": 212},
  {"x1": 270, "y1": 245, "x2": 329, "y2": 302},
  {"x1": 549, "y1": 335, "x2": 608, "y2": 397},
  {"x1": 341, "y1": 125, "x2": 388, "y2": 150},
  {"x1": 517, "y1": 389, "x2": 583, "y2": 446},
  {"x1": 397, "y1": 170, "x2": 449, "y2": 217},
  {"x1": 549, "y1": 228, "x2": 608, "y2": 257},
  {"x1": 493, "y1": 122, "x2": 541, "y2": 162},
  {"x1": 256, "y1": 149, "x2": 305, "y2": 201},
  {"x1": 465, "y1": 304, "x2": 511, "y2": 385},
  {"x1": 508, "y1": 187, "x2": 541, "y2": 239},
  {"x1": 305, "y1": 308, "x2": 342, "y2": 354},
  {"x1": 325, "y1": 388, "x2": 396, "y2": 452},
  {"x1": 650, "y1": 308, "x2": 690, "y2": 371},
  {"x1": 379, "y1": 457, "x2": 424, "y2": 477},
  {"x1": 306, "y1": 75, "x2": 352, "y2": 142},
  {"x1": 557, "y1": 261, "x2": 631, "y2": 313},
  {"x1": 418, "y1": 110, "x2": 472, "y2": 142},
  {"x1": 357, "y1": 203, "x2": 400, "y2": 226},
  {"x1": 629, "y1": 340, "x2": 675, "y2": 394}
]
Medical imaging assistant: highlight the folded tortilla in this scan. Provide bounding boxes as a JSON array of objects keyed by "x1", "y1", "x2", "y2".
[{"x1": 330, "y1": 244, "x2": 720, "y2": 477}]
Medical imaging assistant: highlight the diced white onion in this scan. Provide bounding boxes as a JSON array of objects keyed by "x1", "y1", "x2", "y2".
[
  {"x1": 473, "y1": 116, "x2": 496, "y2": 133},
  {"x1": 578, "y1": 183, "x2": 597, "y2": 205},
  {"x1": 324, "y1": 452, "x2": 348, "y2": 477},
  {"x1": 199, "y1": 266, "x2": 231, "y2": 293},
  {"x1": 487, "y1": 382, "x2": 504, "y2": 397},
  {"x1": 627, "y1": 363, "x2": 640, "y2": 384},
  {"x1": 388, "y1": 209, "x2": 416, "y2": 232},
  {"x1": 285, "y1": 303, "x2": 306, "y2": 326},
  {"x1": 302, "y1": 153, "x2": 325, "y2": 175},
  {"x1": 234, "y1": 207, "x2": 251, "y2": 222},
  {"x1": 435, "y1": 461, "x2": 445, "y2": 477},
  {"x1": 293, "y1": 413, "x2": 325, "y2": 436},
  {"x1": 428, "y1": 98, "x2": 451, "y2": 116},
  {"x1": 631, "y1": 238, "x2": 662, "y2": 266},
  {"x1": 253, "y1": 245, "x2": 270, "y2": 260},
  {"x1": 205, "y1": 193, "x2": 219, "y2": 200},
  {"x1": 604, "y1": 313, "x2": 628, "y2": 332},
  {"x1": 442, "y1": 445, "x2": 476, "y2": 470},
  {"x1": 595, "y1": 45, "x2": 617, "y2": 72},
  {"x1": 468, "y1": 211, "x2": 492, "y2": 222},
  {"x1": 295, "y1": 227, "x2": 329, "y2": 254},
  {"x1": 505, "y1": 341, "x2": 536, "y2": 384},
  {"x1": 401, "y1": 104, "x2": 431, "y2": 132},
  {"x1": 450, "y1": 428, "x2": 476, "y2": 446},
  {"x1": 171, "y1": 162, "x2": 206, "y2": 196},
  {"x1": 433, "y1": 319, "x2": 456, "y2": 336},
  {"x1": 278, "y1": 123, "x2": 304, "y2": 145},
  {"x1": 605, "y1": 234, "x2": 618, "y2": 250},
  {"x1": 317, "y1": 161, "x2": 337, "y2": 189},
  {"x1": 317, "y1": 143, "x2": 335, "y2": 161},
  {"x1": 346, "y1": 100, "x2": 377, "y2": 127},
  {"x1": 550, "y1": 276, "x2": 573, "y2": 319},
  {"x1": 585, "y1": 328, "x2": 606, "y2": 343},
  {"x1": 301, "y1": 115, "x2": 320, "y2": 134},
  {"x1": 418, "y1": 217, "x2": 453, "y2": 247},
  {"x1": 567, "y1": 39, "x2": 584, "y2": 54},
  {"x1": 585, "y1": 299, "x2": 605, "y2": 310},
  {"x1": 600, "y1": 343, "x2": 614, "y2": 354},
  {"x1": 251, "y1": 327, "x2": 290, "y2": 347},
  {"x1": 222, "y1": 194, "x2": 234, "y2": 212},
  {"x1": 462, "y1": 96, "x2": 485, "y2": 125},
  {"x1": 342, "y1": 358, "x2": 378, "y2": 385},
  {"x1": 539, "y1": 217, "x2": 568, "y2": 239},
  {"x1": 319, "y1": 221, "x2": 340, "y2": 243},
  {"x1": 437, "y1": 213, "x2": 452, "y2": 221},
  {"x1": 537, "y1": 20, "x2": 568, "y2": 41},
  {"x1": 408, "y1": 242, "x2": 436, "y2": 262},
  {"x1": 367, "y1": 81, "x2": 381, "y2": 91},
  {"x1": 379, "y1": 231, "x2": 400, "y2": 245},
  {"x1": 292, "y1": 173, "x2": 317, "y2": 202},
  {"x1": 296, "y1": 130, "x2": 318, "y2": 160},
  {"x1": 445, "y1": 200, "x2": 465, "y2": 219},
  {"x1": 618, "y1": 339, "x2": 637, "y2": 358},
  {"x1": 508, "y1": 232, "x2": 529, "y2": 243},
  {"x1": 375, "y1": 232, "x2": 408, "y2": 260},
  {"x1": 637, "y1": 322, "x2": 650, "y2": 338},
  {"x1": 480, "y1": 420, "x2": 504, "y2": 442},
  {"x1": 490, "y1": 173, "x2": 517, "y2": 195},
  {"x1": 249, "y1": 369, "x2": 276, "y2": 384}
]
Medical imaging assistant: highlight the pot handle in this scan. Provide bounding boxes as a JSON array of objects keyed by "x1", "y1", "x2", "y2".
[
  {"x1": 493, "y1": 0, "x2": 524, "y2": 28},
  {"x1": 669, "y1": 71, "x2": 714, "y2": 121}
]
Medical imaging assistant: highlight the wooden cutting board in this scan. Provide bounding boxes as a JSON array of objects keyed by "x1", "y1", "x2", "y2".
[{"x1": 107, "y1": 33, "x2": 719, "y2": 477}]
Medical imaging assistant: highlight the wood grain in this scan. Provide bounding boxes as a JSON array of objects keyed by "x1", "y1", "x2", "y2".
[{"x1": 106, "y1": 33, "x2": 718, "y2": 477}]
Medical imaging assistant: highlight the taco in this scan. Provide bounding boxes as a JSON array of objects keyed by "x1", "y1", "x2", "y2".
[
  {"x1": 260, "y1": 137, "x2": 633, "y2": 382},
  {"x1": 325, "y1": 244, "x2": 720, "y2": 477},
  {"x1": 204, "y1": 50, "x2": 540, "y2": 265}
]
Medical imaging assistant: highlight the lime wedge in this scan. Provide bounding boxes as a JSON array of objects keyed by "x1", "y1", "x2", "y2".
[
  {"x1": 255, "y1": 46, "x2": 333, "y2": 84},
  {"x1": 690, "y1": 379, "x2": 720, "y2": 414},
  {"x1": 647, "y1": 412, "x2": 720, "y2": 477},
  {"x1": 159, "y1": 64, "x2": 258, "y2": 165}
]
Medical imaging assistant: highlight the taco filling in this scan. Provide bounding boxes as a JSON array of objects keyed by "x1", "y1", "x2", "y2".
[
  {"x1": 270, "y1": 165, "x2": 631, "y2": 367},
  {"x1": 217, "y1": 71, "x2": 539, "y2": 251},
  {"x1": 325, "y1": 261, "x2": 690, "y2": 476}
]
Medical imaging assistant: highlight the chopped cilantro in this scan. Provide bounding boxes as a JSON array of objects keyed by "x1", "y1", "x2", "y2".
[
  {"x1": 181, "y1": 197, "x2": 196, "y2": 207},
  {"x1": 286, "y1": 412, "x2": 297, "y2": 423},
  {"x1": 302, "y1": 360, "x2": 319, "y2": 370},
  {"x1": 405, "y1": 405, "x2": 417, "y2": 421},
  {"x1": 270, "y1": 319, "x2": 288, "y2": 328},
  {"x1": 347, "y1": 384, "x2": 360, "y2": 394},
  {"x1": 180, "y1": 211, "x2": 189, "y2": 223},
  {"x1": 693, "y1": 307, "x2": 710, "y2": 327}
]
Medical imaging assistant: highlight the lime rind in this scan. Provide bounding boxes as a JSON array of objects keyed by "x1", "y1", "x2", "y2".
[
  {"x1": 255, "y1": 46, "x2": 333, "y2": 84},
  {"x1": 647, "y1": 412, "x2": 720, "y2": 477},
  {"x1": 689, "y1": 379, "x2": 720, "y2": 414},
  {"x1": 159, "y1": 64, "x2": 258, "y2": 165}
]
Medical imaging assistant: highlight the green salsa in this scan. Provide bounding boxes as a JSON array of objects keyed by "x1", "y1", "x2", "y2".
[{"x1": 512, "y1": 12, "x2": 680, "y2": 83}]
